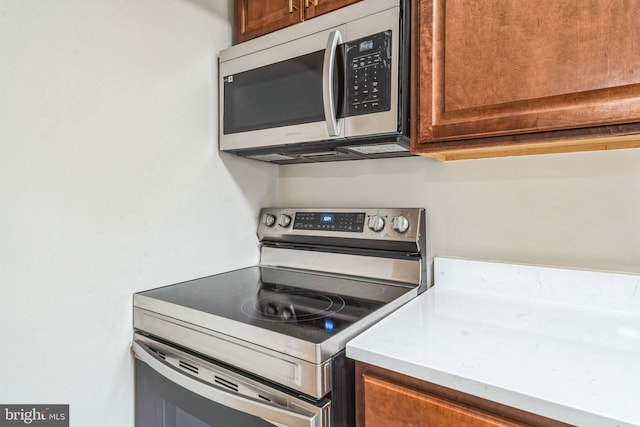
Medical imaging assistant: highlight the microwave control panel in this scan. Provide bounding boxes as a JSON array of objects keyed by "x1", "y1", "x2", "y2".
[{"x1": 344, "y1": 31, "x2": 392, "y2": 117}]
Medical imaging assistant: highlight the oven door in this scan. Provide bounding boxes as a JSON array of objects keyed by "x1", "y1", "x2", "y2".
[{"x1": 133, "y1": 336, "x2": 330, "y2": 427}]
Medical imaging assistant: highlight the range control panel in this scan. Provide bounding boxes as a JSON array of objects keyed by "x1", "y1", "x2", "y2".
[
  {"x1": 293, "y1": 212, "x2": 366, "y2": 232},
  {"x1": 344, "y1": 31, "x2": 392, "y2": 116},
  {"x1": 257, "y1": 208, "x2": 424, "y2": 245}
]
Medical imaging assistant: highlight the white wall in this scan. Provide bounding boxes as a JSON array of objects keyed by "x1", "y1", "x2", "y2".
[
  {"x1": 278, "y1": 149, "x2": 640, "y2": 277},
  {"x1": 3, "y1": 1, "x2": 640, "y2": 425},
  {"x1": 0, "y1": 1, "x2": 277, "y2": 426}
]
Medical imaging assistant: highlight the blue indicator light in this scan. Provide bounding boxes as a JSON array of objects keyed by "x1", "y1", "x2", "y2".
[
  {"x1": 324, "y1": 319, "x2": 334, "y2": 332},
  {"x1": 321, "y1": 215, "x2": 334, "y2": 223}
]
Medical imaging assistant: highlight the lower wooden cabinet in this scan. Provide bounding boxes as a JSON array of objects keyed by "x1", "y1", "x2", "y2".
[
  {"x1": 362, "y1": 374, "x2": 523, "y2": 426},
  {"x1": 356, "y1": 362, "x2": 569, "y2": 427}
]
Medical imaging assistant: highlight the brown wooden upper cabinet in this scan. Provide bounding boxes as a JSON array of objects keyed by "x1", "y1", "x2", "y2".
[
  {"x1": 234, "y1": 0, "x2": 362, "y2": 44},
  {"x1": 412, "y1": 0, "x2": 640, "y2": 160}
]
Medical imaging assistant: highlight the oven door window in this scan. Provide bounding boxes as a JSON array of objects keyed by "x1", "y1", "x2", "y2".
[
  {"x1": 223, "y1": 49, "x2": 342, "y2": 135},
  {"x1": 136, "y1": 360, "x2": 276, "y2": 427}
]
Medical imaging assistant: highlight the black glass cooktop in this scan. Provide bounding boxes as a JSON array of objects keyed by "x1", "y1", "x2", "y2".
[{"x1": 137, "y1": 266, "x2": 412, "y2": 344}]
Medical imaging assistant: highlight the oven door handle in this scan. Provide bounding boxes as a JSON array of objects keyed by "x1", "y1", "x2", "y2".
[
  {"x1": 322, "y1": 30, "x2": 343, "y2": 137},
  {"x1": 132, "y1": 341, "x2": 321, "y2": 427}
]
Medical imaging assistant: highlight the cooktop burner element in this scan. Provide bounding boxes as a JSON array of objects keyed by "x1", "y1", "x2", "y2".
[{"x1": 246, "y1": 287, "x2": 346, "y2": 323}]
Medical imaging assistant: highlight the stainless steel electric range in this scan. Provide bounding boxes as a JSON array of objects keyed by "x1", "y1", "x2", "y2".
[{"x1": 133, "y1": 208, "x2": 427, "y2": 427}]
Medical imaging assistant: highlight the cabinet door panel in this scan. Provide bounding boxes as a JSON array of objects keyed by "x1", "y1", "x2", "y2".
[
  {"x1": 415, "y1": 0, "x2": 640, "y2": 150},
  {"x1": 304, "y1": 0, "x2": 362, "y2": 19},
  {"x1": 363, "y1": 374, "x2": 521, "y2": 426},
  {"x1": 234, "y1": 0, "x2": 303, "y2": 44}
]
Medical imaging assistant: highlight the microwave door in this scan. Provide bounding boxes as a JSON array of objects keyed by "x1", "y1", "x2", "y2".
[{"x1": 219, "y1": 26, "x2": 347, "y2": 152}]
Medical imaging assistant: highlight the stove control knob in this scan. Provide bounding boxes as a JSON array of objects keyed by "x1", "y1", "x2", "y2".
[
  {"x1": 262, "y1": 213, "x2": 276, "y2": 228},
  {"x1": 392, "y1": 215, "x2": 410, "y2": 233},
  {"x1": 281, "y1": 307, "x2": 294, "y2": 321},
  {"x1": 265, "y1": 304, "x2": 277, "y2": 316},
  {"x1": 278, "y1": 214, "x2": 292, "y2": 228},
  {"x1": 368, "y1": 215, "x2": 385, "y2": 232}
]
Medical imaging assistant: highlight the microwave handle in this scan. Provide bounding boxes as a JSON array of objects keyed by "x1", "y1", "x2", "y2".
[
  {"x1": 323, "y1": 30, "x2": 343, "y2": 137},
  {"x1": 132, "y1": 340, "x2": 320, "y2": 427}
]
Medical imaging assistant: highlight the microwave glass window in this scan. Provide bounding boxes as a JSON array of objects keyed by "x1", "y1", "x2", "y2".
[{"x1": 224, "y1": 50, "x2": 342, "y2": 134}]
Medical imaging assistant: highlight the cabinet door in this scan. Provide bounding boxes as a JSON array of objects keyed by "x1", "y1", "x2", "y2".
[
  {"x1": 304, "y1": 0, "x2": 362, "y2": 19},
  {"x1": 362, "y1": 374, "x2": 521, "y2": 427},
  {"x1": 234, "y1": 0, "x2": 303, "y2": 44},
  {"x1": 413, "y1": 0, "x2": 640, "y2": 157}
]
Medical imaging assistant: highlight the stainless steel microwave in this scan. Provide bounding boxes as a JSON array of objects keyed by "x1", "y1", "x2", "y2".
[{"x1": 218, "y1": 0, "x2": 410, "y2": 164}]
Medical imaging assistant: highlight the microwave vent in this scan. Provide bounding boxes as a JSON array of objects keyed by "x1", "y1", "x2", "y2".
[
  {"x1": 300, "y1": 151, "x2": 364, "y2": 162},
  {"x1": 344, "y1": 143, "x2": 409, "y2": 155},
  {"x1": 246, "y1": 153, "x2": 296, "y2": 162}
]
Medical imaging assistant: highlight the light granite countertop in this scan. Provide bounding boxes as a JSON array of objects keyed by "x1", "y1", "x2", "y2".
[{"x1": 347, "y1": 257, "x2": 640, "y2": 427}]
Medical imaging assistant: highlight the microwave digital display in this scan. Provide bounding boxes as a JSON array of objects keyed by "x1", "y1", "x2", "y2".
[{"x1": 359, "y1": 40, "x2": 374, "y2": 52}]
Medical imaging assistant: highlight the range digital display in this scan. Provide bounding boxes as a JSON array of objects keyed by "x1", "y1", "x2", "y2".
[{"x1": 294, "y1": 212, "x2": 365, "y2": 232}]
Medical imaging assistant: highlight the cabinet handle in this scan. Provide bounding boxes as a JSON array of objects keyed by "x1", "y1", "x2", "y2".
[
  {"x1": 305, "y1": 0, "x2": 311, "y2": 7},
  {"x1": 289, "y1": 0, "x2": 298, "y2": 12}
]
